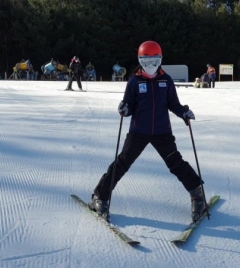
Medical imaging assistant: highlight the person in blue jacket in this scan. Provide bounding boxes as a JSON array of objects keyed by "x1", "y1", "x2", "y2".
[{"x1": 89, "y1": 41, "x2": 206, "y2": 222}]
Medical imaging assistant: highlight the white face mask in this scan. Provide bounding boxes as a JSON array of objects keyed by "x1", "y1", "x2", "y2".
[
  {"x1": 142, "y1": 65, "x2": 159, "y2": 75},
  {"x1": 138, "y1": 56, "x2": 162, "y2": 76}
]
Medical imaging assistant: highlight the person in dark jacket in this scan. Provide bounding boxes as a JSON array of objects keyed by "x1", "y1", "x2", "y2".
[
  {"x1": 200, "y1": 73, "x2": 210, "y2": 88},
  {"x1": 88, "y1": 41, "x2": 206, "y2": 222},
  {"x1": 206, "y1": 64, "x2": 216, "y2": 88},
  {"x1": 65, "y1": 56, "x2": 83, "y2": 91}
]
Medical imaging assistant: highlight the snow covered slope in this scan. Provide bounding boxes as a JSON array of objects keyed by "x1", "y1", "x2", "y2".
[{"x1": 0, "y1": 80, "x2": 240, "y2": 268}]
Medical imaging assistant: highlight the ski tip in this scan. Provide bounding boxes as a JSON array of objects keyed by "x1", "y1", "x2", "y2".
[
  {"x1": 128, "y1": 241, "x2": 141, "y2": 246},
  {"x1": 171, "y1": 239, "x2": 186, "y2": 245},
  {"x1": 171, "y1": 235, "x2": 188, "y2": 244},
  {"x1": 211, "y1": 195, "x2": 220, "y2": 200},
  {"x1": 209, "y1": 195, "x2": 220, "y2": 205},
  {"x1": 70, "y1": 194, "x2": 86, "y2": 204},
  {"x1": 70, "y1": 194, "x2": 78, "y2": 199}
]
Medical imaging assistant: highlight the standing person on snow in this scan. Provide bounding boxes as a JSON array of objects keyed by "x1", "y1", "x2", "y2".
[
  {"x1": 200, "y1": 73, "x2": 210, "y2": 88},
  {"x1": 206, "y1": 64, "x2": 216, "y2": 88},
  {"x1": 88, "y1": 41, "x2": 206, "y2": 222},
  {"x1": 65, "y1": 56, "x2": 83, "y2": 91}
]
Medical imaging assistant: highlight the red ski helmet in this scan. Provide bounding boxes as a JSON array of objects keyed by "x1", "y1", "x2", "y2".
[{"x1": 138, "y1": 41, "x2": 162, "y2": 57}]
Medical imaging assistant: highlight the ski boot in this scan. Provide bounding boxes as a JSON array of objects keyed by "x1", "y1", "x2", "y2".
[
  {"x1": 88, "y1": 195, "x2": 110, "y2": 222},
  {"x1": 189, "y1": 185, "x2": 206, "y2": 222},
  {"x1": 65, "y1": 88, "x2": 73, "y2": 91}
]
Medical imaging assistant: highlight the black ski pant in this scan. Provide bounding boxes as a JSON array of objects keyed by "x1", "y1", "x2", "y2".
[
  {"x1": 67, "y1": 73, "x2": 82, "y2": 89},
  {"x1": 94, "y1": 132, "x2": 202, "y2": 200},
  {"x1": 209, "y1": 78, "x2": 215, "y2": 88}
]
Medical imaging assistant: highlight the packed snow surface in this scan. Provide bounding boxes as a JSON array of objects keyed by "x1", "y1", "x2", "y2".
[{"x1": 0, "y1": 80, "x2": 240, "y2": 268}]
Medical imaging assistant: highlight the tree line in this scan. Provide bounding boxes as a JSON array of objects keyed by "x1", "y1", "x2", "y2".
[{"x1": 1, "y1": 0, "x2": 240, "y2": 81}]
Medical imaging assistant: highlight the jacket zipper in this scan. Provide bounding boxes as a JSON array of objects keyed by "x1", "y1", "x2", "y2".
[{"x1": 152, "y1": 80, "x2": 155, "y2": 134}]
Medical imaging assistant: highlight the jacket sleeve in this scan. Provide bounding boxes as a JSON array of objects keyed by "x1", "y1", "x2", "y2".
[
  {"x1": 167, "y1": 78, "x2": 187, "y2": 119},
  {"x1": 69, "y1": 62, "x2": 74, "y2": 72},
  {"x1": 121, "y1": 77, "x2": 137, "y2": 116}
]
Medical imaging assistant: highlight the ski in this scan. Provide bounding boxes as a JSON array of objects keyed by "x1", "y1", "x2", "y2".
[
  {"x1": 171, "y1": 195, "x2": 220, "y2": 244},
  {"x1": 58, "y1": 89, "x2": 86, "y2": 92},
  {"x1": 71, "y1": 194, "x2": 140, "y2": 246}
]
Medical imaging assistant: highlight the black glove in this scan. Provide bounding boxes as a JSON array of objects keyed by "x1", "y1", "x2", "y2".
[{"x1": 118, "y1": 101, "x2": 129, "y2": 116}]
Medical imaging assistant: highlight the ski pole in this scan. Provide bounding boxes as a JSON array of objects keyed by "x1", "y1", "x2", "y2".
[
  {"x1": 107, "y1": 115, "x2": 124, "y2": 219},
  {"x1": 187, "y1": 118, "x2": 210, "y2": 220}
]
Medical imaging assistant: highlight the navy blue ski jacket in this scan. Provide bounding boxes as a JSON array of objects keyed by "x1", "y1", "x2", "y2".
[{"x1": 122, "y1": 68, "x2": 187, "y2": 135}]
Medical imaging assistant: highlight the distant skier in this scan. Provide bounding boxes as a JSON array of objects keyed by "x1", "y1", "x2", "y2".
[
  {"x1": 201, "y1": 73, "x2": 210, "y2": 88},
  {"x1": 65, "y1": 56, "x2": 83, "y2": 91},
  {"x1": 85, "y1": 62, "x2": 96, "y2": 81},
  {"x1": 88, "y1": 40, "x2": 206, "y2": 222},
  {"x1": 206, "y1": 64, "x2": 216, "y2": 88}
]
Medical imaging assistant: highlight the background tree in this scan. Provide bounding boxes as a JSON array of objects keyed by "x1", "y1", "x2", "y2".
[{"x1": 0, "y1": 0, "x2": 240, "y2": 80}]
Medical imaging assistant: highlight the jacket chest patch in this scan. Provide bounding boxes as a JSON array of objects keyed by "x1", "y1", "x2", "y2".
[
  {"x1": 159, "y1": 82, "x2": 167, "y2": 87},
  {"x1": 139, "y1": 83, "x2": 147, "y2": 93}
]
